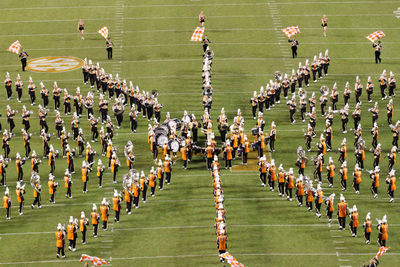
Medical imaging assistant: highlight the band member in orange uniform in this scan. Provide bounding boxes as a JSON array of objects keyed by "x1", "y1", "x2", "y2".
[{"x1": 56, "y1": 223, "x2": 66, "y2": 258}]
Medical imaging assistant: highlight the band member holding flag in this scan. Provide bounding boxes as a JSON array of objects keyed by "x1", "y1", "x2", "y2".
[
  {"x1": 288, "y1": 37, "x2": 299, "y2": 58},
  {"x1": 373, "y1": 41, "x2": 382, "y2": 64},
  {"x1": 106, "y1": 38, "x2": 113, "y2": 60},
  {"x1": 19, "y1": 48, "x2": 29, "y2": 72}
]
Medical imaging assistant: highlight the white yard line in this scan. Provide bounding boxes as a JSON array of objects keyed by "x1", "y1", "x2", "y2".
[{"x1": 0, "y1": 13, "x2": 395, "y2": 24}]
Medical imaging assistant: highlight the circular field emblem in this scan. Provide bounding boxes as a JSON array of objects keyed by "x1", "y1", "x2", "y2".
[{"x1": 26, "y1": 56, "x2": 84, "y2": 73}]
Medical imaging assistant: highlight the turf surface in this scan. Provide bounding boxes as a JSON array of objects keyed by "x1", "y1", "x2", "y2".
[{"x1": 0, "y1": 0, "x2": 399, "y2": 266}]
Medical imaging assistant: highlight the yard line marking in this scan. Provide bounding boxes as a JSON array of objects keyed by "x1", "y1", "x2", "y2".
[
  {"x1": 335, "y1": 247, "x2": 346, "y2": 250},
  {"x1": 0, "y1": 13, "x2": 395, "y2": 23},
  {"x1": 339, "y1": 259, "x2": 350, "y2": 261},
  {"x1": 3, "y1": 1, "x2": 396, "y2": 10},
  {"x1": 334, "y1": 241, "x2": 344, "y2": 243},
  {"x1": 7, "y1": 26, "x2": 400, "y2": 38},
  {"x1": 102, "y1": 240, "x2": 113, "y2": 243}
]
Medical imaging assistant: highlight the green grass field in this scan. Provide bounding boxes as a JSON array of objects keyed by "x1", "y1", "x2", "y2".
[{"x1": 0, "y1": 0, "x2": 400, "y2": 266}]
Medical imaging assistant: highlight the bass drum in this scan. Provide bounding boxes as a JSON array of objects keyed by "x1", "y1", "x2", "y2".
[
  {"x1": 168, "y1": 118, "x2": 181, "y2": 130},
  {"x1": 156, "y1": 135, "x2": 168, "y2": 146},
  {"x1": 169, "y1": 139, "x2": 180, "y2": 153},
  {"x1": 154, "y1": 125, "x2": 169, "y2": 136}
]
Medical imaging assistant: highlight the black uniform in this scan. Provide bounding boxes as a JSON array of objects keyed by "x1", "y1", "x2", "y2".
[
  {"x1": 19, "y1": 51, "x2": 29, "y2": 71},
  {"x1": 106, "y1": 40, "x2": 113, "y2": 59},
  {"x1": 288, "y1": 39, "x2": 298, "y2": 58}
]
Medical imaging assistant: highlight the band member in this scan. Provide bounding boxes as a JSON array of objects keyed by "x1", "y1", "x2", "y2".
[
  {"x1": 6, "y1": 105, "x2": 16, "y2": 134},
  {"x1": 349, "y1": 205, "x2": 359, "y2": 237},
  {"x1": 363, "y1": 212, "x2": 372, "y2": 244},
  {"x1": 326, "y1": 157, "x2": 335, "y2": 188},
  {"x1": 4, "y1": 72, "x2": 12, "y2": 100},
  {"x1": 326, "y1": 193, "x2": 334, "y2": 225},
  {"x1": 64, "y1": 170, "x2": 72, "y2": 199},
  {"x1": 224, "y1": 140, "x2": 233, "y2": 170},
  {"x1": 65, "y1": 145, "x2": 74, "y2": 173},
  {"x1": 40, "y1": 82, "x2": 49, "y2": 108},
  {"x1": 19, "y1": 48, "x2": 29, "y2": 71},
  {"x1": 287, "y1": 95, "x2": 296, "y2": 124},
  {"x1": 15, "y1": 152, "x2": 25, "y2": 181},
  {"x1": 285, "y1": 168, "x2": 294, "y2": 201},
  {"x1": 180, "y1": 144, "x2": 188, "y2": 169},
  {"x1": 112, "y1": 99, "x2": 124, "y2": 128},
  {"x1": 74, "y1": 87, "x2": 83, "y2": 117},
  {"x1": 56, "y1": 223, "x2": 66, "y2": 258},
  {"x1": 242, "y1": 135, "x2": 250, "y2": 165},
  {"x1": 15, "y1": 74, "x2": 23, "y2": 102},
  {"x1": 388, "y1": 71, "x2": 396, "y2": 97},
  {"x1": 387, "y1": 146, "x2": 396, "y2": 171},
  {"x1": 48, "y1": 145, "x2": 56, "y2": 174},
  {"x1": 343, "y1": 82, "x2": 351, "y2": 105},
  {"x1": 354, "y1": 76, "x2": 362, "y2": 103},
  {"x1": 31, "y1": 177, "x2": 42, "y2": 209},
  {"x1": 79, "y1": 211, "x2": 88, "y2": 244},
  {"x1": 100, "y1": 198, "x2": 109, "y2": 230},
  {"x1": 315, "y1": 184, "x2": 323, "y2": 217},
  {"x1": 129, "y1": 106, "x2": 138, "y2": 133},
  {"x1": 340, "y1": 161, "x2": 348, "y2": 191},
  {"x1": 321, "y1": 15, "x2": 328, "y2": 37},
  {"x1": 288, "y1": 37, "x2": 298, "y2": 58},
  {"x1": 386, "y1": 170, "x2": 396, "y2": 203},
  {"x1": 132, "y1": 176, "x2": 140, "y2": 208},
  {"x1": 139, "y1": 172, "x2": 149, "y2": 203},
  {"x1": 16, "y1": 181, "x2": 25, "y2": 215},
  {"x1": 337, "y1": 194, "x2": 347, "y2": 230},
  {"x1": 48, "y1": 174, "x2": 57, "y2": 203},
  {"x1": 53, "y1": 82, "x2": 61, "y2": 110},
  {"x1": 268, "y1": 160, "x2": 277, "y2": 191},
  {"x1": 369, "y1": 166, "x2": 380, "y2": 199},
  {"x1": 203, "y1": 35, "x2": 211, "y2": 52},
  {"x1": 258, "y1": 156, "x2": 267, "y2": 186},
  {"x1": 373, "y1": 40, "x2": 382, "y2": 64},
  {"x1": 157, "y1": 160, "x2": 164, "y2": 190},
  {"x1": 91, "y1": 204, "x2": 99, "y2": 237},
  {"x1": 82, "y1": 161, "x2": 89, "y2": 193},
  {"x1": 149, "y1": 167, "x2": 156, "y2": 197},
  {"x1": 106, "y1": 37, "x2": 113, "y2": 59},
  {"x1": 366, "y1": 76, "x2": 374, "y2": 102},
  {"x1": 377, "y1": 215, "x2": 388, "y2": 247},
  {"x1": 353, "y1": 164, "x2": 362, "y2": 194},
  {"x1": 3, "y1": 187, "x2": 11, "y2": 220},
  {"x1": 111, "y1": 153, "x2": 120, "y2": 184},
  {"x1": 67, "y1": 216, "x2": 77, "y2": 251},
  {"x1": 379, "y1": 70, "x2": 387, "y2": 100},
  {"x1": 322, "y1": 49, "x2": 330, "y2": 76},
  {"x1": 313, "y1": 154, "x2": 323, "y2": 182},
  {"x1": 78, "y1": 19, "x2": 85, "y2": 40},
  {"x1": 39, "y1": 105, "x2": 49, "y2": 133},
  {"x1": 97, "y1": 159, "x2": 105, "y2": 188},
  {"x1": 305, "y1": 181, "x2": 314, "y2": 211},
  {"x1": 296, "y1": 176, "x2": 304, "y2": 207}
]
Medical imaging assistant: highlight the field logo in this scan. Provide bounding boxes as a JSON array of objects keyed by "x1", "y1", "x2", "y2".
[
  {"x1": 394, "y1": 7, "x2": 400, "y2": 18},
  {"x1": 26, "y1": 56, "x2": 84, "y2": 73}
]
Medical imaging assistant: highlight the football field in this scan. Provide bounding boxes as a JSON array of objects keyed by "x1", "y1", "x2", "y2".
[{"x1": 0, "y1": 0, "x2": 400, "y2": 266}]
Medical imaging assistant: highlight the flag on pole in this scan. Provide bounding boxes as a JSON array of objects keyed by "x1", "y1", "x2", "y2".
[
  {"x1": 282, "y1": 26, "x2": 300, "y2": 38},
  {"x1": 375, "y1": 247, "x2": 389, "y2": 259},
  {"x1": 190, "y1": 27, "x2": 205, "y2": 42},
  {"x1": 80, "y1": 254, "x2": 108, "y2": 266},
  {"x1": 98, "y1": 27, "x2": 109, "y2": 39},
  {"x1": 366, "y1": 31, "x2": 385, "y2": 43},
  {"x1": 219, "y1": 252, "x2": 246, "y2": 267},
  {"x1": 8, "y1": 40, "x2": 22, "y2": 54}
]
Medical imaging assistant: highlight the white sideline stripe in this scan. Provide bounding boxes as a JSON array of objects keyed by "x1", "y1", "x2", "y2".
[
  {"x1": 0, "y1": 13, "x2": 395, "y2": 23},
  {"x1": 1, "y1": 252, "x2": 399, "y2": 264},
  {"x1": 334, "y1": 241, "x2": 344, "y2": 243},
  {"x1": 3, "y1": 1, "x2": 396, "y2": 10}
]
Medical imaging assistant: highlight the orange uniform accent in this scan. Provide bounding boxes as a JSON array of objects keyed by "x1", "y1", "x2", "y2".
[
  {"x1": 149, "y1": 174, "x2": 156, "y2": 187},
  {"x1": 82, "y1": 167, "x2": 88, "y2": 182},
  {"x1": 296, "y1": 182, "x2": 304, "y2": 196},
  {"x1": 67, "y1": 224, "x2": 74, "y2": 240},
  {"x1": 206, "y1": 146, "x2": 213, "y2": 158},
  {"x1": 112, "y1": 197, "x2": 120, "y2": 211},
  {"x1": 64, "y1": 176, "x2": 69, "y2": 188},
  {"x1": 341, "y1": 167, "x2": 348, "y2": 180},
  {"x1": 124, "y1": 189, "x2": 131, "y2": 202},
  {"x1": 352, "y1": 212, "x2": 359, "y2": 227},
  {"x1": 3, "y1": 196, "x2": 9, "y2": 208},
  {"x1": 374, "y1": 174, "x2": 380, "y2": 187},
  {"x1": 338, "y1": 201, "x2": 347, "y2": 217},
  {"x1": 306, "y1": 189, "x2": 313, "y2": 202},
  {"x1": 163, "y1": 161, "x2": 171, "y2": 173},
  {"x1": 218, "y1": 235, "x2": 227, "y2": 250},
  {"x1": 48, "y1": 180, "x2": 54, "y2": 194},
  {"x1": 100, "y1": 205, "x2": 108, "y2": 221},
  {"x1": 355, "y1": 170, "x2": 362, "y2": 184},
  {"x1": 328, "y1": 164, "x2": 335, "y2": 178},
  {"x1": 288, "y1": 175, "x2": 294, "y2": 189},
  {"x1": 16, "y1": 189, "x2": 22, "y2": 203},
  {"x1": 365, "y1": 220, "x2": 372, "y2": 233},
  {"x1": 56, "y1": 231, "x2": 64, "y2": 248},
  {"x1": 317, "y1": 191, "x2": 323, "y2": 204},
  {"x1": 278, "y1": 171, "x2": 285, "y2": 183},
  {"x1": 225, "y1": 146, "x2": 233, "y2": 160},
  {"x1": 381, "y1": 224, "x2": 388, "y2": 240},
  {"x1": 91, "y1": 212, "x2": 99, "y2": 225},
  {"x1": 180, "y1": 147, "x2": 187, "y2": 161},
  {"x1": 79, "y1": 218, "x2": 86, "y2": 232},
  {"x1": 97, "y1": 165, "x2": 103, "y2": 177},
  {"x1": 269, "y1": 166, "x2": 277, "y2": 181},
  {"x1": 390, "y1": 177, "x2": 396, "y2": 191},
  {"x1": 328, "y1": 199, "x2": 334, "y2": 212},
  {"x1": 156, "y1": 167, "x2": 163, "y2": 178},
  {"x1": 133, "y1": 184, "x2": 140, "y2": 197}
]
